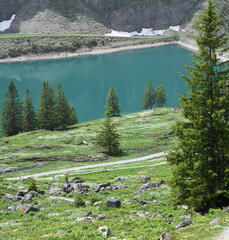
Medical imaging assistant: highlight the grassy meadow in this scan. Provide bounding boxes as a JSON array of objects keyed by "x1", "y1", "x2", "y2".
[{"x1": 0, "y1": 108, "x2": 228, "y2": 239}]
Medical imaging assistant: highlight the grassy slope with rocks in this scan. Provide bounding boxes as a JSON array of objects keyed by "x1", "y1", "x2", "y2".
[{"x1": 0, "y1": 108, "x2": 229, "y2": 240}]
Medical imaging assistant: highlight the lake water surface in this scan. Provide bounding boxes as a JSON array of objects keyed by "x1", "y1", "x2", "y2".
[{"x1": 0, "y1": 45, "x2": 193, "y2": 122}]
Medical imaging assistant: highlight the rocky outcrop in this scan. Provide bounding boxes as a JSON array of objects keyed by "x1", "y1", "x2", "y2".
[{"x1": 0, "y1": 0, "x2": 25, "y2": 22}]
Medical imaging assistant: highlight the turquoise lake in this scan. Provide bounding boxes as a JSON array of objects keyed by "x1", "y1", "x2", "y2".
[{"x1": 0, "y1": 45, "x2": 193, "y2": 122}]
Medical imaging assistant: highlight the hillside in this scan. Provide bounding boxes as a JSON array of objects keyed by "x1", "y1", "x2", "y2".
[
  {"x1": 0, "y1": 0, "x2": 216, "y2": 34},
  {"x1": 0, "y1": 108, "x2": 228, "y2": 240}
]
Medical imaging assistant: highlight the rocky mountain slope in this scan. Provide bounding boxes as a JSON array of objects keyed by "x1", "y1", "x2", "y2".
[{"x1": 0, "y1": 0, "x2": 228, "y2": 34}]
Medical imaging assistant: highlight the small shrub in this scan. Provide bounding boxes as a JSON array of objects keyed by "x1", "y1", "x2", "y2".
[
  {"x1": 73, "y1": 195, "x2": 86, "y2": 207},
  {"x1": 28, "y1": 178, "x2": 38, "y2": 192}
]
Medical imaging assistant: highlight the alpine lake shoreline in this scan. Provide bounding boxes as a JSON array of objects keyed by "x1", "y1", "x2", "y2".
[{"x1": 0, "y1": 108, "x2": 228, "y2": 240}]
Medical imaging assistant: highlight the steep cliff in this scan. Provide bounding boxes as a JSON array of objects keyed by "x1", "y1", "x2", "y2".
[{"x1": 0, "y1": 0, "x2": 227, "y2": 34}]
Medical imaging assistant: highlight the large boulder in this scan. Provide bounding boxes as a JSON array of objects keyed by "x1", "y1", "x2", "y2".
[
  {"x1": 69, "y1": 177, "x2": 85, "y2": 183},
  {"x1": 4, "y1": 194, "x2": 16, "y2": 200},
  {"x1": 106, "y1": 197, "x2": 121, "y2": 208},
  {"x1": 49, "y1": 187, "x2": 62, "y2": 194},
  {"x1": 17, "y1": 204, "x2": 39, "y2": 214},
  {"x1": 138, "y1": 180, "x2": 165, "y2": 193},
  {"x1": 175, "y1": 220, "x2": 192, "y2": 229},
  {"x1": 98, "y1": 226, "x2": 111, "y2": 237}
]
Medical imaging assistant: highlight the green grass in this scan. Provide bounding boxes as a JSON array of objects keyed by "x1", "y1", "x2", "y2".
[
  {"x1": 0, "y1": 163, "x2": 228, "y2": 240},
  {"x1": 0, "y1": 108, "x2": 181, "y2": 178}
]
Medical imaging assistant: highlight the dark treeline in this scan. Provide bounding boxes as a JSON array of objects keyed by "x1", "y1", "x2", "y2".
[{"x1": 1, "y1": 80, "x2": 77, "y2": 137}]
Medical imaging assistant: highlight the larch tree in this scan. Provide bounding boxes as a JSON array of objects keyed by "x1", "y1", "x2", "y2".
[
  {"x1": 95, "y1": 117, "x2": 121, "y2": 156},
  {"x1": 1, "y1": 81, "x2": 22, "y2": 136},
  {"x1": 105, "y1": 87, "x2": 121, "y2": 117},
  {"x1": 22, "y1": 88, "x2": 37, "y2": 132},
  {"x1": 155, "y1": 85, "x2": 167, "y2": 107},
  {"x1": 142, "y1": 80, "x2": 156, "y2": 109},
  {"x1": 167, "y1": 0, "x2": 229, "y2": 212},
  {"x1": 37, "y1": 80, "x2": 55, "y2": 130}
]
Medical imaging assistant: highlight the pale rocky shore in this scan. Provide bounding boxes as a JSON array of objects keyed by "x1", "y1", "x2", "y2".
[{"x1": 0, "y1": 37, "x2": 227, "y2": 63}]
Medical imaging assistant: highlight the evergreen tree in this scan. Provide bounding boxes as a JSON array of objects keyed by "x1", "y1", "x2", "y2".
[
  {"x1": 95, "y1": 117, "x2": 121, "y2": 155},
  {"x1": 155, "y1": 85, "x2": 167, "y2": 107},
  {"x1": 37, "y1": 81, "x2": 55, "y2": 130},
  {"x1": 142, "y1": 80, "x2": 156, "y2": 109},
  {"x1": 68, "y1": 105, "x2": 78, "y2": 126},
  {"x1": 1, "y1": 81, "x2": 22, "y2": 136},
  {"x1": 53, "y1": 82, "x2": 71, "y2": 130},
  {"x1": 167, "y1": 0, "x2": 229, "y2": 212},
  {"x1": 22, "y1": 88, "x2": 37, "y2": 132},
  {"x1": 105, "y1": 87, "x2": 121, "y2": 117}
]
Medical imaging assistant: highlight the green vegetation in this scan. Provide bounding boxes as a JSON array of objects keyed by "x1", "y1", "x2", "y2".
[
  {"x1": 1, "y1": 81, "x2": 22, "y2": 136},
  {"x1": 155, "y1": 85, "x2": 167, "y2": 107},
  {"x1": 142, "y1": 80, "x2": 156, "y2": 109},
  {"x1": 22, "y1": 88, "x2": 37, "y2": 132},
  {"x1": 95, "y1": 117, "x2": 121, "y2": 155},
  {"x1": 105, "y1": 87, "x2": 121, "y2": 117},
  {"x1": 167, "y1": 0, "x2": 229, "y2": 212}
]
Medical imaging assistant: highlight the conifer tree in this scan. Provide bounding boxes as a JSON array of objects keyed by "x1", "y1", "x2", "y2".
[
  {"x1": 105, "y1": 87, "x2": 121, "y2": 117},
  {"x1": 68, "y1": 105, "x2": 78, "y2": 126},
  {"x1": 22, "y1": 88, "x2": 37, "y2": 132},
  {"x1": 142, "y1": 80, "x2": 156, "y2": 109},
  {"x1": 155, "y1": 85, "x2": 167, "y2": 107},
  {"x1": 1, "y1": 81, "x2": 22, "y2": 136},
  {"x1": 167, "y1": 0, "x2": 229, "y2": 212},
  {"x1": 37, "y1": 81, "x2": 55, "y2": 130},
  {"x1": 95, "y1": 117, "x2": 121, "y2": 155},
  {"x1": 53, "y1": 82, "x2": 71, "y2": 130}
]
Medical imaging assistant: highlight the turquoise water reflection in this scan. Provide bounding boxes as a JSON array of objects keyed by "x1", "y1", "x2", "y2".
[{"x1": 0, "y1": 45, "x2": 193, "y2": 122}]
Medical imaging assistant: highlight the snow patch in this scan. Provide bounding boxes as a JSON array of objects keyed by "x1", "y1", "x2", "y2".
[
  {"x1": 0, "y1": 14, "x2": 16, "y2": 32},
  {"x1": 169, "y1": 25, "x2": 180, "y2": 31},
  {"x1": 105, "y1": 25, "x2": 180, "y2": 37},
  {"x1": 105, "y1": 28, "x2": 165, "y2": 37}
]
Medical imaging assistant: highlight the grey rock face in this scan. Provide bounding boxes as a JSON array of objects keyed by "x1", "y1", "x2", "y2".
[
  {"x1": 106, "y1": 197, "x2": 121, "y2": 208},
  {"x1": 21, "y1": 193, "x2": 34, "y2": 203},
  {"x1": 209, "y1": 218, "x2": 221, "y2": 225},
  {"x1": 49, "y1": 187, "x2": 62, "y2": 195}
]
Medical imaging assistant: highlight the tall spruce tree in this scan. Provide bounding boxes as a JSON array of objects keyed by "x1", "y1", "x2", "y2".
[
  {"x1": 1, "y1": 81, "x2": 22, "y2": 136},
  {"x1": 105, "y1": 87, "x2": 121, "y2": 117},
  {"x1": 22, "y1": 88, "x2": 37, "y2": 132},
  {"x1": 95, "y1": 117, "x2": 121, "y2": 155},
  {"x1": 155, "y1": 85, "x2": 167, "y2": 107},
  {"x1": 53, "y1": 82, "x2": 71, "y2": 130},
  {"x1": 37, "y1": 81, "x2": 55, "y2": 130},
  {"x1": 167, "y1": 0, "x2": 229, "y2": 212},
  {"x1": 142, "y1": 80, "x2": 156, "y2": 109}
]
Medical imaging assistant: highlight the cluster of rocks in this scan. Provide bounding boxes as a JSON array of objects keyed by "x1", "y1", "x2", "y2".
[
  {"x1": 94, "y1": 182, "x2": 127, "y2": 192},
  {"x1": 5, "y1": 190, "x2": 45, "y2": 202}
]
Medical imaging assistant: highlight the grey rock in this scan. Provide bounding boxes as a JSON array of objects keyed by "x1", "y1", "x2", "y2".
[
  {"x1": 97, "y1": 214, "x2": 107, "y2": 220},
  {"x1": 160, "y1": 232, "x2": 170, "y2": 240},
  {"x1": 8, "y1": 206, "x2": 16, "y2": 212},
  {"x1": 98, "y1": 226, "x2": 111, "y2": 237},
  {"x1": 175, "y1": 220, "x2": 192, "y2": 229},
  {"x1": 106, "y1": 197, "x2": 121, "y2": 208},
  {"x1": 93, "y1": 201, "x2": 105, "y2": 206},
  {"x1": 84, "y1": 211, "x2": 92, "y2": 217},
  {"x1": 209, "y1": 218, "x2": 221, "y2": 225},
  {"x1": 62, "y1": 184, "x2": 74, "y2": 194},
  {"x1": 21, "y1": 194, "x2": 34, "y2": 202},
  {"x1": 139, "y1": 200, "x2": 148, "y2": 205},
  {"x1": 136, "y1": 212, "x2": 145, "y2": 218},
  {"x1": 16, "y1": 191, "x2": 28, "y2": 197},
  {"x1": 138, "y1": 180, "x2": 164, "y2": 193},
  {"x1": 116, "y1": 177, "x2": 127, "y2": 181},
  {"x1": 75, "y1": 216, "x2": 93, "y2": 222},
  {"x1": 37, "y1": 190, "x2": 45, "y2": 195},
  {"x1": 69, "y1": 177, "x2": 85, "y2": 183},
  {"x1": 17, "y1": 204, "x2": 39, "y2": 214},
  {"x1": 94, "y1": 183, "x2": 111, "y2": 192},
  {"x1": 142, "y1": 176, "x2": 151, "y2": 183},
  {"x1": 49, "y1": 187, "x2": 62, "y2": 194},
  {"x1": 4, "y1": 194, "x2": 15, "y2": 200}
]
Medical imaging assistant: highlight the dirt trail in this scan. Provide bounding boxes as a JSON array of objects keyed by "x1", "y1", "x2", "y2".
[{"x1": 6, "y1": 152, "x2": 165, "y2": 180}]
